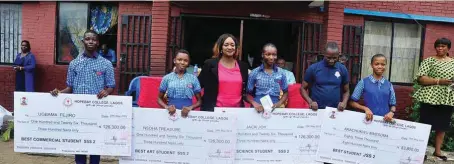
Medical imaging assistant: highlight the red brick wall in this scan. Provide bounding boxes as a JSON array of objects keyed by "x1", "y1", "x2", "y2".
[
  {"x1": 0, "y1": 2, "x2": 60, "y2": 111},
  {"x1": 118, "y1": 1, "x2": 170, "y2": 76},
  {"x1": 0, "y1": 67, "x2": 15, "y2": 111},
  {"x1": 343, "y1": 15, "x2": 364, "y2": 26},
  {"x1": 423, "y1": 23, "x2": 454, "y2": 58}
]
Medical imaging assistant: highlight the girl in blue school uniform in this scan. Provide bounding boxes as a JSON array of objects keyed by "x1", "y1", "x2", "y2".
[
  {"x1": 158, "y1": 49, "x2": 202, "y2": 117},
  {"x1": 349, "y1": 54, "x2": 397, "y2": 122},
  {"x1": 247, "y1": 43, "x2": 289, "y2": 113}
]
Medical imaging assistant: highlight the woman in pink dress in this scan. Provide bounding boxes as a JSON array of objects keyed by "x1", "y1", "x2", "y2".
[{"x1": 198, "y1": 33, "x2": 251, "y2": 111}]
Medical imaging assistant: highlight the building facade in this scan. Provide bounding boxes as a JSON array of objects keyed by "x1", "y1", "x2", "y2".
[{"x1": 0, "y1": 1, "x2": 453, "y2": 119}]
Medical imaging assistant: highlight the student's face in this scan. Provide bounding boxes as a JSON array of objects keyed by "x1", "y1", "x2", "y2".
[
  {"x1": 435, "y1": 44, "x2": 449, "y2": 56},
  {"x1": 324, "y1": 50, "x2": 339, "y2": 66},
  {"x1": 83, "y1": 33, "x2": 99, "y2": 51},
  {"x1": 277, "y1": 59, "x2": 286, "y2": 68},
  {"x1": 262, "y1": 46, "x2": 277, "y2": 66},
  {"x1": 174, "y1": 52, "x2": 189, "y2": 72},
  {"x1": 222, "y1": 37, "x2": 236, "y2": 57},
  {"x1": 371, "y1": 57, "x2": 386, "y2": 76}
]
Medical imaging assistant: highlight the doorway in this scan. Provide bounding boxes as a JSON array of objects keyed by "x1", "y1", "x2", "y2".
[
  {"x1": 242, "y1": 20, "x2": 300, "y2": 71},
  {"x1": 183, "y1": 17, "x2": 241, "y2": 67},
  {"x1": 179, "y1": 15, "x2": 301, "y2": 78}
]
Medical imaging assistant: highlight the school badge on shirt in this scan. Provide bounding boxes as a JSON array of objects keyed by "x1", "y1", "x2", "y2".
[
  {"x1": 334, "y1": 71, "x2": 341, "y2": 78},
  {"x1": 187, "y1": 84, "x2": 193, "y2": 89},
  {"x1": 96, "y1": 71, "x2": 103, "y2": 76}
]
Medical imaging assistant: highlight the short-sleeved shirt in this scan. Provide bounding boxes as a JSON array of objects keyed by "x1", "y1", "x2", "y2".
[
  {"x1": 159, "y1": 72, "x2": 201, "y2": 99},
  {"x1": 351, "y1": 75, "x2": 396, "y2": 116},
  {"x1": 247, "y1": 64, "x2": 289, "y2": 97},
  {"x1": 413, "y1": 57, "x2": 454, "y2": 106},
  {"x1": 67, "y1": 53, "x2": 116, "y2": 94},
  {"x1": 282, "y1": 69, "x2": 296, "y2": 85},
  {"x1": 304, "y1": 60, "x2": 349, "y2": 109}
]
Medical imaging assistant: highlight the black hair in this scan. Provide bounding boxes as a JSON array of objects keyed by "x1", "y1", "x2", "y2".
[
  {"x1": 277, "y1": 57, "x2": 285, "y2": 62},
  {"x1": 262, "y1": 43, "x2": 277, "y2": 53},
  {"x1": 434, "y1": 37, "x2": 451, "y2": 49},
  {"x1": 84, "y1": 30, "x2": 99, "y2": 40},
  {"x1": 370, "y1": 54, "x2": 387, "y2": 64},
  {"x1": 175, "y1": 49, "x2": 190, "y2": 57},
  {"x1": 21, "y1": 40, "x2": 31, "y2": 51}
]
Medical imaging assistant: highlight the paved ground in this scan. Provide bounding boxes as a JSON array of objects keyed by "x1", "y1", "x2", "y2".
[{"x1": 0, "y1": 140, "x2": 453, "y2": 164}]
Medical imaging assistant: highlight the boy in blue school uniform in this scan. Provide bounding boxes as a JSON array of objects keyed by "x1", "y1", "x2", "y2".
[
  {"x1": 50, "y1": 30, "x2": 115, "y2": 164},
  {"x1": 349, "y1": 54, "x2": 396, "y2": 122},
  {"x1": 300, "y1": 42, "x2": 350, "y2": 111}
]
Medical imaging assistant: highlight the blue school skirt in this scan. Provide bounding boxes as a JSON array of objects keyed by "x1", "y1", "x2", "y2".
[{"x1": 168, "y1": 98, "x2": 192, "y2": 109}]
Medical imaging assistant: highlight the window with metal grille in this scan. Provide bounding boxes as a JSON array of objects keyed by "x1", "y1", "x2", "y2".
[{"x1": 0, "y1": 3, "x2": 22, "y2": 65}]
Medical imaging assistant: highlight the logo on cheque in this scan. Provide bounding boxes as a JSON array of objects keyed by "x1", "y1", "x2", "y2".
[
  {"x1": 20, "y1": 97, "x2": 28, "y2": 106},
  {"x1": 63, "y1": 97, "x2": 73, "y2": 107}
]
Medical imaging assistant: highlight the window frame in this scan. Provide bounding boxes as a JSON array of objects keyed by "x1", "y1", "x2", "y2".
[
  {"x1": 0, "y1": 2, "x2": 22, "y2": 65},
  {"x1": 361, "y1": 17, "x2": 426, "y2": 86},
  {"x1": 55, "y1": 2, "x2": 118, "y2": 65}
]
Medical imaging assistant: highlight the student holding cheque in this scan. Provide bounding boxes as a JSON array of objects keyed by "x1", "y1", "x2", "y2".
[
  {"x1": 349, "y1": 54, "x2": 397, "y2": 122},
  {"x1": 157, "y1": 49, "x2": 202, "y2": 118}
]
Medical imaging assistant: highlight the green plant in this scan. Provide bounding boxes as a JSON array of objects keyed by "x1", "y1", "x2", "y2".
[{"x1": 408, "y1": 83, "x2": 454, "y2": 151}]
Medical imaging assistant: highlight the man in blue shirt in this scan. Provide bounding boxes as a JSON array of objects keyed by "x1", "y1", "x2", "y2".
[
  {"x1": 99, "y1": 44, "x2": 116, "y2": 63},
  {"x1": 300, "y1": 42, "x2": 349, "y2": 111},
  {"x1": 50, "y1": 30, "x2": 115, "y2": 164},
  {"x1": 277, "y1": 58, "x2": 296, "y2": 85}
]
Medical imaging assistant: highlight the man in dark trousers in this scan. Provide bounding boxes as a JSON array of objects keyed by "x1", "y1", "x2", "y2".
[
  {"x1": 50, "y1": 30, "x2": 115, "y2": 164},
  {"x1": 300, "y1": 42, "x2": 350, "y2": 111}
]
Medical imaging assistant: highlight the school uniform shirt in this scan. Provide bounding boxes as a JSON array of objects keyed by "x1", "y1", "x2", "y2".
[
  {"x1": 247, "y1": 64, "x2": 289, "y2": 104},
  {"x1": 351, "y1": 75, "x2": 397, "y2": 116},
  {"x1": 304, "y1": 60, "x2": 349, "y2": 109},
  {"x1": 159, "y1": 72, "x2": 201, "y2": 109},
  {"x1": 67, "y1": 53, "x2": 115, "y2": 94}
]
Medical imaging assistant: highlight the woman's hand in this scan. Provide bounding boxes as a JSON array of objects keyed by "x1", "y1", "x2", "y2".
[{"x1": 438, "y1": 79, "x2": 453, "y2": 86}]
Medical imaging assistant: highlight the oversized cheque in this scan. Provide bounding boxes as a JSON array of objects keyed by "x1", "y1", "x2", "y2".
[
  {"x1": 316, "y1": 107, "x2": 431, "y2": 164},
  {"x1": 14, "y1": 92, "x2": 132, "y2": 156},
  {"x1": 120, "y1": 108, "x2": 237, "y2": 164},
  {"x1": 216, "y1": 107, "x2": 323, "y2": 164}
]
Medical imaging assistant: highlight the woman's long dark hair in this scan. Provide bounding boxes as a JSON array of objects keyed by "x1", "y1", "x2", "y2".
[{"x1": 212, "y1": 33, "x2": 239, "y2": 59}]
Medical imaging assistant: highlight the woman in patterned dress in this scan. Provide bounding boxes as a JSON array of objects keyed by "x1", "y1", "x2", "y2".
[
  {"x1": 157, "y1": 49, "x2": 202, "y2": 118},
  {"x1": 413, "y1": 38, "x2": 454, "y2": 161}
]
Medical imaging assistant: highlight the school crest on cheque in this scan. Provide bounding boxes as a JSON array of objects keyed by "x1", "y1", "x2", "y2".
[
  {"x1": 20, "y1": 97, "x2": 28, "y2": 106},
  {"x1": 63, "y1": 97, "x2": 73, "y2": 107}
]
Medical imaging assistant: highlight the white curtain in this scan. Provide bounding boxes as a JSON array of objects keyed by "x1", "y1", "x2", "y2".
[
  {"x1": 390, "y1": 23, "x2": 421, "y2": 83},
  {"x1": 361, "y1": 21, "x2": 392, "y2": 79},
  {"x1": 0, "y1": 4, "x2": 22, "y2": 64},
  {"x1": 362, "y1": 21, "x2": 421, "y2": 83}
]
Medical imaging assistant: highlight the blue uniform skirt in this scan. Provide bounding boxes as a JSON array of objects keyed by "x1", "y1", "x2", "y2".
[{"x1": 168, "y1": 98, "x2": 193, "y2": 109}]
